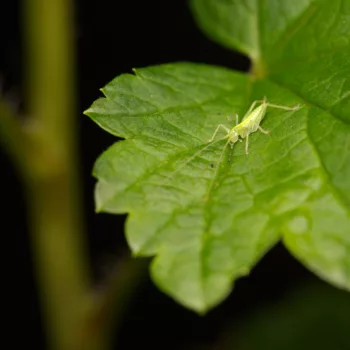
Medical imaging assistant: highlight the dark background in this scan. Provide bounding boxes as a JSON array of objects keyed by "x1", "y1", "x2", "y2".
[{"x1": 0, "y1": 1, "x2": 333, "y2": 349}]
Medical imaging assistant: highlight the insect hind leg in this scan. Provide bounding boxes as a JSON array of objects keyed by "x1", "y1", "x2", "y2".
[
  {"x1": 258, "y1": 126, "x2": 269, "y2": 134},
  {"x1": 242, "y1": 99, "x2": 266, "y2": 119},
  {"x1": 266, "y1": 103, "x2": 301, "y2": 111}
]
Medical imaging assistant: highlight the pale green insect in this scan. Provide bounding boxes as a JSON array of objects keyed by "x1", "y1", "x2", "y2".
[
  {"x1": 161, "y1": 97, "x2": 302, "y2": 184},
  {"x1": 208, "y1": 96, "x2": 302, "y2": 154}
]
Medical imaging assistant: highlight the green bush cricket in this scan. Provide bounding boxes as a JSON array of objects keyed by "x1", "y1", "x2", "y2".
[
  {"x1": 161, "y1": 97, "x2": 302, "y2": 184},
  {"x1": 208, "y1": 96, "x2": 302, "y2": 154}
]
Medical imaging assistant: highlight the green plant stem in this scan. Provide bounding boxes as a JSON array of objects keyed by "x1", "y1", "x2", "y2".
[
  {"x1": 0, "y1": 1, "x2": 148, "y2": 349},
  {"x1": 250, "y1": 58, "x2": 267, "y2": 79},
  {"x1": 22, "y1": 0, "x2": 90, "y2": 349},
  {"x1": 26, "y1": 174, "x2": 90, "y2": 350}
]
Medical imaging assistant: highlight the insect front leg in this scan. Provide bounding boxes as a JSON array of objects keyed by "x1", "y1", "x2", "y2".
[
  {"x1": 208, "y1": 124, "x2": 230, "y2": 142},
  {"x1": 226, "y1": 113, "x2": 240, "y2": 125},
  {"x1": 245, "y1": 135, "x2": 249, "y2": 155},
  {"x1": 235, "y1": 113, "x2": 239, "y2": 126}
]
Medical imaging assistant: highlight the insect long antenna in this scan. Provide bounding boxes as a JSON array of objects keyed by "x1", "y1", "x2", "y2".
[{"x1": 161, "y1": 137, "x2": 226, "y2": 185}]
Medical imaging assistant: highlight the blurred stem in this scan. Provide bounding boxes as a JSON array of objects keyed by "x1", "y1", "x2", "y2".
[
  {"x1": 0, "y1": 1, "x2": 148, "y2": 349},
  {"x1": 250, "y1": 58, "x2": 267, "y2": 79},
  {"x1": 22, "y1": 0, "x2": 91, "y2": 349}
]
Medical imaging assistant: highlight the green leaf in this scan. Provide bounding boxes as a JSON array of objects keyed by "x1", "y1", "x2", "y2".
[{"x1": 85, "y1": 0, "x2": 350, "y2": 313}]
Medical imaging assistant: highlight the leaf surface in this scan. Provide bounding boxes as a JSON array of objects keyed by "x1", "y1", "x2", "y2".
[{"x1": 86, "y1": 0, "x2": 350, "y2": 312}]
